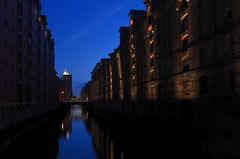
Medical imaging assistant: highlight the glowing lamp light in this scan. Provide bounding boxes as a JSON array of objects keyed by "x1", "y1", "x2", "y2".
[{"x1": 63, "y1": 69, "x2": 70, "y2": 75}]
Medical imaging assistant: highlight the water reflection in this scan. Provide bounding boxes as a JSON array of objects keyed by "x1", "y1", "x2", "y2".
[
  {"x1": 57, "y1": 105, "x2": 96, "y2": 159},
  {"x1": 82, "y1": 109, "x2": 240, "y2": 159},
  {"x1": 1, "y1": 109, "x2": 62, "y2": 159},
  {"x1": 0, "y1": 105, "x2": 97, "y2": 159},
  {"x1": 1, "y1": 105, "x2": 239, "y2": 159},
  {"x1": 83, "y1": 110, "x2": 199, "y2": 159}
]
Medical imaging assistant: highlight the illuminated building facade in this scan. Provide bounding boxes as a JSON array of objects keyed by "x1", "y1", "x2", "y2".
[
  {"x1": 109, "y1": 48, "x2": 124, "y2": 102},
  {"x1": 154, "y1": 0, "x2": 240, "y2": 103},
  {"x1": 129, "y1": 10, "x2": 147, "y2": 101},
  {"x1": 81, "y1": 0, "x2": 240, "y2": 108},
  {"x1": 144, "y1": 1, "x2": 160, "y2": 101},
  {"x1": 91, "y1": 59, "x2": 112, "y2": 102},
  {"x1": 118, "y1": 27, "x2": 131, "y2": 102},
  {"x1": 0, "y1": 0, "x2": 57, "y2": 104},
  {"x1": 80, "y1": 81, "x2": 92, "y2": 102}
]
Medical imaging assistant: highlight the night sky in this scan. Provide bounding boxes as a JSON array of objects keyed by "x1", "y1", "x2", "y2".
[{"x1": 42, "y1": 0, "x2": 145, "y2": 95}]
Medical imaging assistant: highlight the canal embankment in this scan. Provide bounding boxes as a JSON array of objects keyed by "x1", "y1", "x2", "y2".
[
  {"x1": 82, "y1": 102, "x2": 240, "y2": 159},
  {"x1": 0, "y1": 103, "x2": 69, "y2": 152},
  {"x1": 83, "y1": 100, "x2": 240, "y2": 142}
]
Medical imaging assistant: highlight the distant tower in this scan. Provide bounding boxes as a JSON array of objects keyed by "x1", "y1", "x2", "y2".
[{"x1": 62, "y1": 69, "x2": 72, "y2": 101}]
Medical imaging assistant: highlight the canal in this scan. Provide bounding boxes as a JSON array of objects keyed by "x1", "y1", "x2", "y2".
[{"x1": 0, "y1": 105, "x2": 238, "y2": 159}]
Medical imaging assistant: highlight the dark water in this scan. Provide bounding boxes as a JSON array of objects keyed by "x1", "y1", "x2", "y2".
[{"x1": 0, "y1": 105, "x2": 239, "y2": 159}]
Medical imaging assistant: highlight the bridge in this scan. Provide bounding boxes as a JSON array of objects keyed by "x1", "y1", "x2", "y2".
[{"x1": 61, "y1": 100, "x2": 89, "y2": 105}]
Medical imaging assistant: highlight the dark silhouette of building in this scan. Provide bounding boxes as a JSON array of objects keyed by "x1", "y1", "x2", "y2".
[
  {"x1": 0, "y1": 0, "x2": 57, "y2": 104},
  {"x1": 59, "y1": 70, "x2": 72, "y2": 102}
]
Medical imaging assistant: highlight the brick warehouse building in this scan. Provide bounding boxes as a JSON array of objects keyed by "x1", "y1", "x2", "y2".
[
  {"x1": 128, "y1": 10, "x2": 147, "y2": 101},
  {"x1": 147, "y1": 0, "x2": 240, "y2": 104},
  {"x1": 109, "y1": 48, "x2": 123, "y2": 103},
  {"x1": 91, "y1": 59, "x2": 112, "y2": 102},
  {"x1": 0, "y1": 0, "x2": 57, "y2": 104},
  {"x1": 81, "y1": 0, "x2": 240, "y2": 110},
  {"x1": 80, "y1": 81, "x2": 92, "y2": 102}
]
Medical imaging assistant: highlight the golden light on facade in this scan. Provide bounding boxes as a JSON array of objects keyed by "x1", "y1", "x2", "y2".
[
  {"x1": 148, "y1": 25, "x2": 153, "y2": 32},
  {"x1": 149, "y1": 39, "x2": 154, "y2": 44},
  {"x1": 116, "y1": 53, "x2": 123, "y2": 79},
  {"x1": 180, "y1": 9, "x2": 189, "y2": 21},
  {"x1": 151, "y1": 83, "x2": 154, "y2": 88},
  {"x1": 147, "y1": 6, "x2": 151, "y2": 14},
  {"x1": 130, "y1": 19, "x2": 134, "y2": 27},
  {"x1": 181, "y1": 54, "x2": 189, "y2": 61},
  {"x1": 181, "y1": 31, "x2": 189, "y2": 41},
  {"x1": 150, "y1": 68, "x2": 154, "y2": 73},
  {"x1": 131, "y1": 44, "x2": 135, "y2": 49}
]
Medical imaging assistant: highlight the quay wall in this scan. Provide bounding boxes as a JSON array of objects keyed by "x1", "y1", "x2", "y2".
[{"x1": 0, "y1": 103, "x2": 63, "y2": 132}]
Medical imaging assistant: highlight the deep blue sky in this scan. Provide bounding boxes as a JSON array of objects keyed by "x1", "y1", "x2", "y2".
[{"x1": 42, "y1": 0, "x2": 145, "y2": 95}]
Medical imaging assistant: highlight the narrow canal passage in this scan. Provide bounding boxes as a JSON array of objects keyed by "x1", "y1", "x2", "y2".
[
  {"x1": 1, "y1": 105, "x2": 97, "y2": 159},
  {"x1": 1, "y1": 105, "x2": 234, "y2": 159}
]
